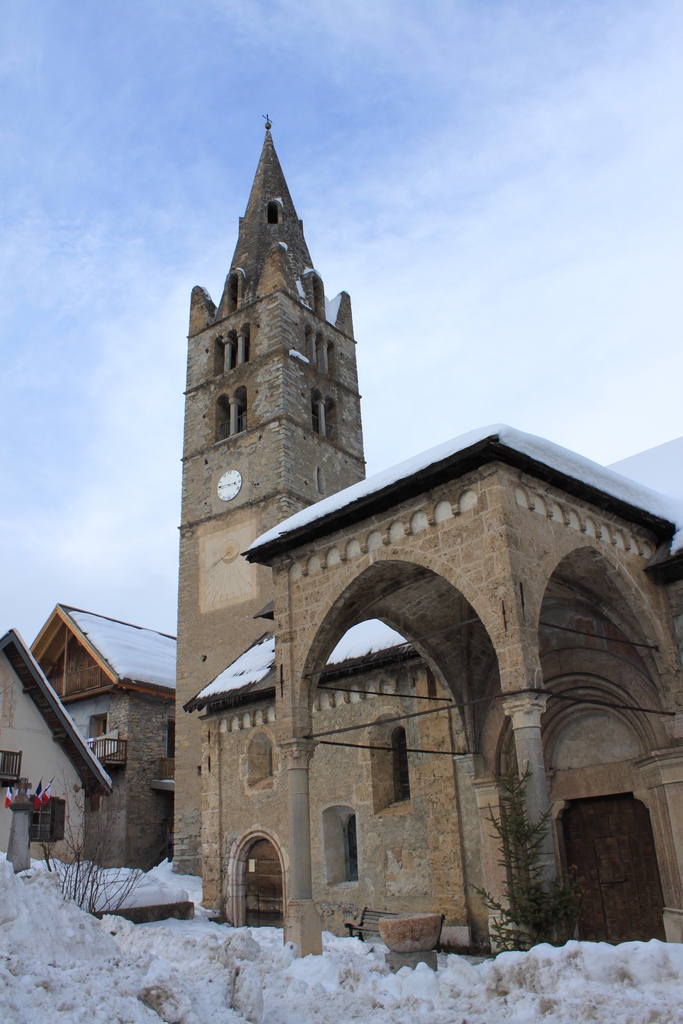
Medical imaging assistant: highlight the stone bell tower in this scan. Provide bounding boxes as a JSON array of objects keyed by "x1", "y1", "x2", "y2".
[{"x1": 174, "y1": 128, "x2": 365, "y2": 874}]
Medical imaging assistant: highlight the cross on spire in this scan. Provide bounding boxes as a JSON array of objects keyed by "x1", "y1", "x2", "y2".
[{"x1": 262, "y1": 114, "x2": 272, "y2": 131}]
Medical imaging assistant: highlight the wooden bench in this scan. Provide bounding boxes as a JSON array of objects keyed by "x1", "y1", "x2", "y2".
[{"x1": 345, "y1": 907, "x2": 398, "y2": 940}]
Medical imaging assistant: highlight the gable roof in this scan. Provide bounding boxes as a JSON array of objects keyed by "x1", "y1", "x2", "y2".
[
  {"x1": 246, "y1": 424, "x2": 683, "y2": 565},
  {"x1": 33, "y1": 605, "x2": 176, "y2": 693},
  {"x1": 0, "y1": 629, "x2": 112, "y2": 794}
]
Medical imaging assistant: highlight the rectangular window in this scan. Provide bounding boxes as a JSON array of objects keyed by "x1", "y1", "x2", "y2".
[
  {"x1": 166, "y1": 720, "x2": 176, "y2": 758},
  {"x1": 30, "y1": 798, "x2": 65, "y2": 843}
]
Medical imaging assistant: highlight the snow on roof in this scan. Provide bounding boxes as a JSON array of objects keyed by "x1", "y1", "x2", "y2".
[
  {"x1": 195, "y1": 635, "x2": 275, "y2": 702},
  {"x1": 609, "y1": 436, "x2": 683, "y2": 501},
  {"x1": 327, "y1": 620, "x2": 408, "y2": 664},
  {"x1": 67, "y1": 609, "x2": 176, "y2": 690},
  {"x1": 195, "y1": 620, "x2": 411, "y2": 704},
  {"x1": 325, "y1": 292, "x2": 342, "y2": 326},
  {"x1": 250, "y1": 424, "x2": 683, "y2": 556}
]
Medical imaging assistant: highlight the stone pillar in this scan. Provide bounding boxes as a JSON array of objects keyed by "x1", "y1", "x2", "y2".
[
  {"x1": 501, "y1": 692, "x2": 555, "y2": 881},
  {"x1": 229, "y1": 398, "x2": 240, "y2": 436},
  {"x1": 237, "y1": 333, "x2": 247, "y2": 365},
  {"x1": 636, "y1": 747, "x2": 683, "y2": 942},
  {"x1": 280, "y1": 739, "x2": 322, "y2": 956},
  {"x1": 7, "y1": 779, "x2": 32, "y2": 873},
  {"x1": 316, "y1": 401, "x2": 326, "y2": 437}
]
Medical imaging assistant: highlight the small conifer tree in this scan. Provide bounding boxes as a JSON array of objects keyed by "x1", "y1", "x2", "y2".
[{"x1": 475, "y1": 740, "x2": 582, "y2": 951}]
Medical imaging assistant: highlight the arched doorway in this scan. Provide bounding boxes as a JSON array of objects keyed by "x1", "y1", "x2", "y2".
[
  {"x1": 245, "y1": 837, "x2": 283, "y2": 927},
  {"x1": 563, "y1": 794, "x2": 665, "y2": 942}
]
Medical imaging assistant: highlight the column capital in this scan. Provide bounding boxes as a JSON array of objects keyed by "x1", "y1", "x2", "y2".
[
  {"x1": 500, "y1": 690, "x2": 548, "y2": 730},
  {"x1": 279, "y1": 737, "x2": 317, "y2": 770}
]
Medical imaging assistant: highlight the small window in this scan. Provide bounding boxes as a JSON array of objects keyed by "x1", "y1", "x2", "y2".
[
  {"x1": 227, "y1": 273, "x2": 239, "y2": 313},
  {"x1": 426, "y1": 669, "x2": 437, "y2": 699},
  {"x1": 166, "y1": 720, "x2": 176, "y2": 759},
  {"x1": 392, "y1": 727, "x2": 410, "y2": 802},
  {"x1": 237, "y1": 325, "x2": 250, "y2": 365},
  {"x1": 267, "y1": 201, "x2": 280, "y2": 224},
  {"x1": 216, "y1": 395, "x2": 231, "y2": 441},
  {"x1": 213, "y1": 337, "x2": 226, "y2": 376},
  {"x1": 31, "y1": 798, "x2": 65, "y2": 842},
  {"x1": 322, "y1": 805, "x2": 359, "y2": 883},
  {"x1": 233, "y1": 386, "x2": 247, "y2": 434},
  {"x1": 89, "y1": 714, "x2": 108, "y2": 738}
]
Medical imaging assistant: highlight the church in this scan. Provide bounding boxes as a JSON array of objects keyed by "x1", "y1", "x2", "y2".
[{"x1": 174, "y1": 128, "x2": 683, "y2": 955}]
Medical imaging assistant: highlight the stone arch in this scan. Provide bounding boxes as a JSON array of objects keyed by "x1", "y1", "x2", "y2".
[
  {"x1": 226, "y1": 828, "x2": 287, "y2": 927},
  {"x1": 300, "y1": 559, "x2": 500, "y2": 750},
  {"x1": 536, "y1": 542, "x2": 673, "y2": 693}
]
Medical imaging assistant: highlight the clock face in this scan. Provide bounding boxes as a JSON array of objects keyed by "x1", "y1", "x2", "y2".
[{"x1": 217, "y1": 469, "x2": 242, "y2": 502}]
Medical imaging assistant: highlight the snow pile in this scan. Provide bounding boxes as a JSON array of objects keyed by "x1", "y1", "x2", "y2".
[
  {"x1": 3, "y1": 852, "x2": 683, "y2": 1023},
  {"x1": 196, "y1": 636, "x2": 275, "y2": 701},
  {"x1": 250, "y1": 423, "x2": 683, "y2": 556},
  {"x1": 68, "y1": 608, "x2": 177, "y2": 689},
  {"x1": 327, "y1": 619, "x2": 409, "y2": 664},
  {"x1": 289, "y1": 348, "x2": 309, "y2": 363},
  {"x1": 94, "y1": 862, "x2": 189, "y2": 911}
]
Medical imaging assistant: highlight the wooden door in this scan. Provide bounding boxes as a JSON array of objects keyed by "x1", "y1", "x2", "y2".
[
  {"x1": 563, "y1": 794, "x2": 665, "y2": 942},
  {"x1": 245, "y1": 839, "x2": 283, "y2": 927}
]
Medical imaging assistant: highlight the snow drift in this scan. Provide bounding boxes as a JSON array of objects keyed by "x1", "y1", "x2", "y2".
[{"x1": 3, "y1": 854, "x2": 683, "y2": 1024}]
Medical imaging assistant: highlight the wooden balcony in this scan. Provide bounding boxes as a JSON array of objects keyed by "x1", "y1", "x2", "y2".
[
  {"x1": 158, "y1": 756, "x2": 175, "y2": 780},
  {"x1": 49, "y1": 665, "x2": 109, "y2": 697},
  {"x1": 87, "y1": 737, "x2": 128, "y2": 768},
  {"x1": 0, "y1": 749, "x2": 22, "y2": 781}
]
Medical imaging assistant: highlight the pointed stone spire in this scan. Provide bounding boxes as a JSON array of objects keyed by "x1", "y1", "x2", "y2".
[{"x1": 219, "y1": 130, "x2": 314, "y2": 313}]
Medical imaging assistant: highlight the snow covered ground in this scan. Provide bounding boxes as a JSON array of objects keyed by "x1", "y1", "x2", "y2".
[{"x1": 3, "y1": 854, "x2": 683, "y2": 1024}]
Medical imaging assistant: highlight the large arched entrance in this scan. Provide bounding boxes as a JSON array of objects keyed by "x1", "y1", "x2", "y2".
[
  {"x1": 538, "y1": 546, "x2": 672, "y2": 941},
  {"x1": 245, "y1": 837, "x2": 283, "y2": 927}
]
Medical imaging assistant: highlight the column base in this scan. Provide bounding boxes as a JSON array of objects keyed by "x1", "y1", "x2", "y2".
[
  {"x1": 663, "y1": 908, "x2": 683, "y2": 943},
  {"x1": 284, "y1": 899, "x2": 322, "y2": 957}
]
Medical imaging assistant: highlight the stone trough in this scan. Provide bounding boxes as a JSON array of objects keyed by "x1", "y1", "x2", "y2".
[{"x1": 379, "y1": 912, "x2": 444, "y2": 972}]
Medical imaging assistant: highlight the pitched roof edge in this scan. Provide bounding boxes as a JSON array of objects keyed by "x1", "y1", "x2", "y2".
[
  {"x1": 247, "y1": 436, "x2": 676, "y2": 564},
  {"x1": 0, "y1": 628, "x2": 112, "y2": 793}
]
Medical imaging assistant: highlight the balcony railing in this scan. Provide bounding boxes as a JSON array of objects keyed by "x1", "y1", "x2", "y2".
[
  {"x1": 0, "y1": 749, "x2": 22, "y2": 780},
  {"x1": 158, "y1": 756, "x2": 175, "y2": 780},
  {"x1": 87, "y1": 737, "x2": 128, "y2": 768},
  {"x1": 219, "y1": 414, "x2": 247, "y2": 441},
  {"x1": 311, "y1": 415, "x2": 333, "y2": 439},
  {"x1": 49, "y1": 665, "x2": 108, "y2": 697}
]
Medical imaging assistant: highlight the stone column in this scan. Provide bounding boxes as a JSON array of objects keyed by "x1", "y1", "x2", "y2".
[
  {"x1": 636, "y1": 746, "x2": 683, "y2": 942},
  {"x1": 501, "y1": 692, "x2": 555, "y2": 881},
  {"x1": 280, "y1": 739, "x2": 322, "y2": 956},
  {"x1": 316, "y1": 401, "x2": 326, "y2": 437},
  {"x1": 7, "y1": 779, "x2": 32, "y2": 873},
  {"x1": 229, "y1": 397, "x2": 240, "y2": 436},
  {"x1": 237, "y1": 333, "x2": 247, "y2": 365}
]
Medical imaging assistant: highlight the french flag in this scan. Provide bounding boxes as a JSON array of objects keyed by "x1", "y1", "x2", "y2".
[
  {"x1": 42, "y1": 780, "x2": 52, "y2": 804},
  {"x1": 3, "y1": 786, "x2": 12, "y2": 809},
  {"x1": 33, "y1": 781, "x2": 43, "y2": 811}
]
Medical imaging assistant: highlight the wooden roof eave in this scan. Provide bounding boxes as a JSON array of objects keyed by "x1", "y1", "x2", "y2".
[
  {"x1": 31, "y1": 605, "x2": 119, "y2": 686},
  {"x1": 0, "y1": 629, "x2": 112, "y2": 794}
]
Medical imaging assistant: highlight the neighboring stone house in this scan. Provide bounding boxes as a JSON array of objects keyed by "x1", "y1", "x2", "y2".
[
  {"x1": 0, "y1": 628, "x2": 112, "y2": 858},
  {"x1": 32, "y1": 605, "x2": 176, "y2": 868},
  {"x1": 177, "y1": 128, "x2": 683, "y2": 953}
]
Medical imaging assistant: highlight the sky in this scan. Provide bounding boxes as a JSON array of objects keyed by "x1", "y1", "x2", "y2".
[{"x1": 1, "y1": 0, "x2": 682, "y2": 642}]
